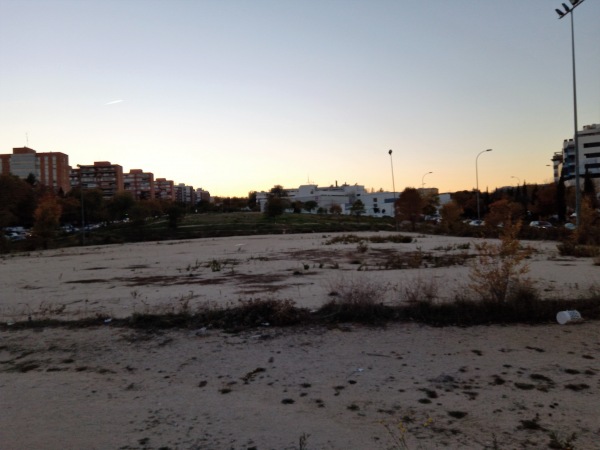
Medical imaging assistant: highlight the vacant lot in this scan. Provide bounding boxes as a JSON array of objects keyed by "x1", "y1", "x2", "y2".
[{"x1": 1, "y1": 232, "x2": 599, "y2": 449}]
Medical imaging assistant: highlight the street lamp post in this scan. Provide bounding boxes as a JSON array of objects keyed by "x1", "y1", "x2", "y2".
[
  {"x1": 511, "y1": 176, "x2": 520, "y2": 185},
  {"x1": 476, "y1": 149, "x2": 492, "y2": 220},
  {"x1": 388, "y1": 149, "x2": 398, "y2": 230},
  {"x1": 77, "y1": 165, "x2": 85, "y2": 245},
  {"x1": 555, "y1": 0, "x2": 585, "y2": 227},
  {"x1": 388, "y1": 149, "x2": 396, "y2": 199},
  {"x1": 421, "y1": 171, "x2": 433, "y2": 189}
]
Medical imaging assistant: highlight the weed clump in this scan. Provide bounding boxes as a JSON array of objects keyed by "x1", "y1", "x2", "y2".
[
  {"x1": 469, "y1": 222, "x2": 533, "y2": 303},
  {"x1": 320, "y1": 276, "x2": 391, "y2": 323}
]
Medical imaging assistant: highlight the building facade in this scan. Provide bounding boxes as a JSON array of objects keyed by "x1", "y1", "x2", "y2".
[
  {"x1": 195, "y1": 187, "x2": 211, "y2": 204},
  {"x1": 71, "y1": 161, "x2": 124, "y2": 199},
  {"x1": 155, "y1": 178, "x2": 175, "y2": 201},
  {"x1": 559, "y1": 124, "x2": 600, "y2": 190},
  {"x1": 175, "y1": 183, "x2": 196, "y2": 204},
  {"x1": 124, "y1": 169, "x2": 155, "y2": 200},
  {"x1": 1, "y1": 147, "x2": 71, "y2": 193},
  {"x1": 256, "y1": 183, "x2": 399, "y2": 216}
]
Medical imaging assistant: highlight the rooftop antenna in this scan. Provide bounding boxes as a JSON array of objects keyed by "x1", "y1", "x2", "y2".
[{"x1": 26, "y1": 132, "x2": 29, "y2": 147}]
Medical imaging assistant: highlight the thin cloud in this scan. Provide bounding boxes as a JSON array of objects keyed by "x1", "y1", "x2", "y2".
[{"x1": 104, "y1": 99, "x2": 123, "y2": 105}]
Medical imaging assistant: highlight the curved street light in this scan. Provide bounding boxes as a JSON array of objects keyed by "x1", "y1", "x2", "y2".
[
  {"x1": 388, "y1": 149, "x2": 396, "y2": 199},
  {"x1": 421, "y1": 171, "x2": 433, "y2": 188},
  {"x1": 511, "y1": 175, "x2": 520, "y2": 185},
  {"x1": 388, "y1": 149, "x2": 398, "y2": 230},
  {"x1": 555, "y1": 0, "x2": 585, "y2": 227},
  {"x1": 476, "y1": 149, "x2": 492, "y2": 220}
]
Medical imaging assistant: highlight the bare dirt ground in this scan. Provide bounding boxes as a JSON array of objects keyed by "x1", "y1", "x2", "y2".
[{"x1": 1, "y1": 232, "x2": 599, "y2": 449}]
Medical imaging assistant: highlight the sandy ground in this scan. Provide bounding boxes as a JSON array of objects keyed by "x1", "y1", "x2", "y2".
[
  {"x1": 1, "y1": 232, "x2": 599, "y2": 449},
  {"x1": 0, "y1": 232, "x2": 598, "y2": 321}
]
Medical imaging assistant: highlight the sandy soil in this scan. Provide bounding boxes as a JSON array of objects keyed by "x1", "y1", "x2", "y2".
[
  {"x1": 0, "y1": 232, "x2": 598, "y2": 322},
  {"x1": 1, "y1": 232, "x2": 599, "y2": 449}
]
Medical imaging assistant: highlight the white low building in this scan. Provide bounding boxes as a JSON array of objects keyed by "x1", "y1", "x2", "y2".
[{"x1": 256, "y1": 183, "x2": 399, "y2": 217}]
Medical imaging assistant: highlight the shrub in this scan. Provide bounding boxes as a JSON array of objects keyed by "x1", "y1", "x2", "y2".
[
  {"x1": 400, "y1": 277, "x2": 439, "y2": 304},
  {"x1": 469, "y1": 222, "x2": 533, "y2": 303},
  {"x1": 320, "y1": 276, "x2": 391, "y2": 323},
  {"x1": 557, "y1": 242, "x2": 600, "y2": 258}
]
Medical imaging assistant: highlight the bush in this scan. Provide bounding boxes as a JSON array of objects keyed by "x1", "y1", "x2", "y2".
[
  {"x1": 469, "y1": 222, "x2": 533, "y2": 303},
  {"x1": 320, "y1": 276, "x2": 391, "y2": 323}
]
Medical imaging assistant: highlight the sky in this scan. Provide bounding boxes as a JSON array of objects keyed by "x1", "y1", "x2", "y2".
[{"x1": 1, "y1": 0, "x2": 599, "y2": 198}]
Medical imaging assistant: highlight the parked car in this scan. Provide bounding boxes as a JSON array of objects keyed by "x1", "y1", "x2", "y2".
[
  {"x1": 468, "y1": 219, "x2": 485, "y2": 227},
  {"x1": 529, "y1": 221, "x2": 553, "y2": 229},
  {"x1": 564, "y1": 222, "x2": 576, "y2": 231}
]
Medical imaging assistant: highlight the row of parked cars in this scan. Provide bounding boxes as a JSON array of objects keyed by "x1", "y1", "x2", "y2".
[
  {"x1": 2, "y1": 227, "x2": 31, "y2": 241},
  {"x1": 2, "y1": 223, "x2": 106, "y2": 241},
  {"x1": 466, "y1": 219, "x2": 576, "y2": 230}
]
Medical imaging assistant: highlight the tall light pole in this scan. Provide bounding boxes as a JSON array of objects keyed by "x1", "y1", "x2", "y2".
[
  {"x1": 388, "y1": 149, "x2": 396, "y2": 199},
  {"x1": 77, "y1": 164, "x2": 85, "y2": 245},
  {"x1": 555, "y1": 0, "x2": 585, "y2": 227},
  {"x1": 388, "y1": 149, "x2": 398, "y2": 230},
  {"x1": 421, "y1": 171, "x2": 433, "y2": 189},
  {"x1": 476, "y1": 149, "x2": 492, "y2": 220},
  {"x1": 511, "y1": 175, "x2": 520, "y2": 185}
]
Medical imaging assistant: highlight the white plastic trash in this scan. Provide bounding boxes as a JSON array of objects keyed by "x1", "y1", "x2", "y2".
[{"x1": 556, "y1": 310, "x2": 582, "y2": 325}]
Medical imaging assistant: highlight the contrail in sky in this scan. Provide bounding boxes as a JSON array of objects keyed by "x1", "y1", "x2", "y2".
[{"x1": 104, "y1": 99, "x2": 123, "y2": 105}]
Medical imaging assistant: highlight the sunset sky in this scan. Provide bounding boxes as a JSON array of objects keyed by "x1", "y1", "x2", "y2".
[{"x1": 1, "y1": 0, "x2": 599, "y2": 197}]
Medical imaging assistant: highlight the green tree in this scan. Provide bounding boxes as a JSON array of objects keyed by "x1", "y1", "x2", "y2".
[
  {"x1": 166, "y1": 204, "x2": 184, "y2": 229},
  {"x1": 59, "y1": 195, "x2": 81, "y2": 225},
  {"x1": 329, "y1": 203, "x2": 342, "y2": 215},
  {"x1": 452, "y1": 190, "x2": 477, "y2": 218},
  {"x1": 291, "y1": 200, "x2": 304, "y2": 214},
  {"x1": 0, "y1": 174, "x2": 36, "y2": 227},
  {"x1": 395, "y1": 188, "x2": 423, "y2": 231},
  {"x1": 65, "y1": 188, "x2": 106, "y2": 225},
  {"x1": 422, "y1": 192, "x2": 440, "y2": 216},
  {"x1": 485, "y1": 199, "x2": 523, "y2": 228},
  {"x1": 350, "y1": 199, "x2": 365, "y2": 219},
  {"x1": 106, "y1": 192, "x2": 135, "y2": 222},
  {"x1": 265, "y1": 196, "x2": 289, "y2": 217},
  {"x1": 304, "y1": 200, "x2": 318, "y2": 213},
  {"x1": 440, "y1": 200, "x2": 463, "y2": 232},
  {"x1": 583, "y1": 169, "x2": 598, "y2": 209},
  {"x1": 530, "y1": 183, "x2": 556, "y2": 219},
  {"x1": 25, "y1": 173, "x2": 37, "y2": 186},
  {"x1": 247, "y1": 191, "x2": 258, "y2": 210},
  {"x1": 557, "y1": 174, "x2": 567, "y2": 222},
  {"x1": 129, "y1": 202, "x2": 152, "y2": 229},
  {"x1": 32, "y1": 194, "x2": 62, "y2": 249},
  {"x1": 264, "y1": 185, "x2": 290, "y2": 217}
]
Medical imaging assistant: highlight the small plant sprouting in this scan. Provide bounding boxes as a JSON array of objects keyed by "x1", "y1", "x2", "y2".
[
  {"x1": 548, "y1": 430, "x2": 577, "y2": 449},
  {"x1": 209, "y1": 259, "x2": 222, "y2": 272},
  {"x1": 357, "y1": 241, "x2": 368, "y2": 253},
  {"x1": 296, "y1": 432, "x2": 310, "y2": 450}
]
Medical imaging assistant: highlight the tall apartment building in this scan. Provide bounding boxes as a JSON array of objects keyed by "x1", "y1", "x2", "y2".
[
  {"x1": 0, "y1": 147, "x2": 71, "y2": 193},
  {"x1": 195, "y1": 187, "x2": 211, "y2": 203},
  {"x1": 155, "y1": 178, "x2": 174, "y2": 201},
  {"x1": 70, "y1": 161, "x2": 124, "y2": 199},
  {"x1": 559, "y1": 123, "x2": 600, "y2": 190},
  {"x1": 124, "y1": 169, "x2": 155, "y2": 200},
  {"x1": 175, "y1": 183, "x2": 195, "y2": 204}
]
